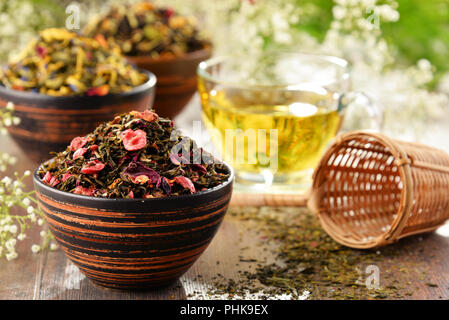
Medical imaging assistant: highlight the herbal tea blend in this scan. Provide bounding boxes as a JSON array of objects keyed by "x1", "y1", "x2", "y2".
[
  {"x1": 38, "y1": 110, "x2": 230, "y2": 198},
  {"x1": 0, "y1": 28, "x2": 148, "y2": 96},
  {"x1": 83, "y1": 2, "x2": 210, "y2": 58}
]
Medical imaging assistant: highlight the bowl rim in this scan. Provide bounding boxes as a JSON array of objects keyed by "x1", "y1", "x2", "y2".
[
  {"x1": 33, "y1": 160, "x2": 234, "y2": 203},
  {"x1": 125, "y1": 47, "x2": 212, "y2": 64},
  {"x1": 0, "y1": 68, "x2": 157, "y2": 101}
]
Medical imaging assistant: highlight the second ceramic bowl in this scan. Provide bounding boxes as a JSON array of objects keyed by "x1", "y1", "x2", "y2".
[
  {"x1": 33, "y1": 163, "x2": 233, "y2": 289},
  {"x1": 126, "y1": 48, "x2": 211, "y2": 119},
  {"x1": 0, "y1": 69, "x2": 156, "y2": 163}
]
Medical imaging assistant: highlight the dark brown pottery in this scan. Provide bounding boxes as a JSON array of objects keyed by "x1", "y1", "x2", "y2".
[
  {"x1": 0, "y1": 70, "x2": 156, "y2": 163},
  {"x1": 33, "y1": 163, "x2": 233, "y2": 290},
  {"x1": 126, "y1": 48, "x2": 211, "y2": 119}
]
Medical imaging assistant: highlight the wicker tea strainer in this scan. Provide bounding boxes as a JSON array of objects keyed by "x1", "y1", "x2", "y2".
[{"x1": 308, "y1": 131, "x2": 449, "y2": 249}]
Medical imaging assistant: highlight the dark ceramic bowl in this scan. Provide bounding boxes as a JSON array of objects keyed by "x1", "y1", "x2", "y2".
[
  {"x1": 126, "y1": 48, "x2": 211, "y2": 119},
  {"x1": 33, "y1": 164, "x2": 233, "y2": 290},
  {"x1": 0, "y1": 70, "x2": 156, "y2": 163}
]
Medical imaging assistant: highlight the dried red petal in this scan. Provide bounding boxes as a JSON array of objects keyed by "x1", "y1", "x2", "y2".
[
  {"x1": 73, "y1": 186, "x2": 96, "y2": 196},
  {"x1": 81, "y1": 160, "x2": 106, "y2": 174},
  {"x1": 73, "y1": 147, "x2": 87, "y2": 159},
  {"x1": 174, "y1": 176, "x2": 196, "y2": 194},
  {"x1": 121, "y1": 129, "x2": 147, "y2": 151},
  {"x1": 61, "y1": 173, "x2": 73, "y2": 182},
  {"x1": 69, "y1": 136, "x2": 88, "y2": 151},
  {"x1": 128, "y1": 191, "x2": 134, "y2": 199},
  {"x1": 190, "y1": 164, "x2": 207, "y2": 174},
  {"x1": 123, "y1": 162, "x2": 160, "y2": 184},
  {"x1": 170, "y1": 153, "x2": 190, "y2": 165},
  {"x1": 89, "y1": 144, "x2": 99, "y2": 151},
  {"x1": 35, "y1": 45, "x2": 48, "y2": 58},
  {"x1": 86, "y1": 85, "x2": 109, "y2": 96},
  {"x1": 130, "y1": 110, "x2": 159, "y2": 122},
  {"x1": 43, "y1": 171, "x2": 60, "y2": 187},
  {"x1": 164, "y1": 7, "x2": 175, "y2": 19}
]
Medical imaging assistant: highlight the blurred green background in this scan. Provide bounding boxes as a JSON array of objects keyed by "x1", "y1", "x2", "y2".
[{"x1": 296, "y1": 0, "x2": 449, "y2": 80}]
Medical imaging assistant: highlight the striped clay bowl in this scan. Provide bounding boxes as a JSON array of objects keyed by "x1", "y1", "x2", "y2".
[
  {"x1": 126, "y1": 48, "x2": 211, "y2": 119},
  {"x1": 0, "y1": 69, "x2": 156, "y2": 163},
  {"x1": 33, "y1": 165, "x2": 234, "y2": 290}
]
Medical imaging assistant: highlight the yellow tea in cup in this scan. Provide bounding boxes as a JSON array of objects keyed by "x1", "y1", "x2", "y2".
[{"x1": 198, "y1": 53, "x2": 378, "y2": 193}]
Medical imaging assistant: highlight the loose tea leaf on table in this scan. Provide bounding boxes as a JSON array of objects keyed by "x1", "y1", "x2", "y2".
[
  {"x1": 38, "y1": 110, "x2": 230, "y2": 198},
  {"x1": 0, "y1": 28, "x2": 148, "y2": 96},
  {"x1": 83, "y1": 2, "x2": 210, "y2": 58},
  {"x1": 193, "y1": 207, "x2": 435, "y2": 300}
]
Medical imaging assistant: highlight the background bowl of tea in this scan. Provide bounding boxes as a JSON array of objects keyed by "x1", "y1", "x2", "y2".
[
  {"x1": 197, "y1": 52, "x2": 352, "y2": 194},
  {"x1": 32, "y1": 162, "x2": 233, "y2": 289},
  {"x1": 0, "y1": 69, "x2": 156, "y2": 163},
  {"x1": 127, "y1": 48, "x2": 211, "y2": 119}
]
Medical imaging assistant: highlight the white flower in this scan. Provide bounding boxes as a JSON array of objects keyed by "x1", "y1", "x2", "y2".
[
  {"x1": 40, "y1": 230, "x2": 46, "y2": 237},
  {"x1": 5, "y1": 102, "x2": 14, "y2": 111},
  {"x1": 17, "y1": 233, "x2": 26, "y2": 241},
  {"x1": 5, "y1": 239, "x2": 16, "y2": 251},
  {"x1": 6, "y1": 252, "x2": 18, "y2": 261},
  {"x1": 9, "y1": 225, "x2": 17, "y2": 234},
  {"x1": 50, "y1": 243, "x2": 58, "y2": 251},
  {"x1": 24, "y1": 170, "x2": 31, "y2": 177},
  {"x1": 27, "y1": 206, "x2": 34, "y2": 214},
  {"x1": 12, "y1": 117, "x2": 21, "y2": 126},
  {"x1": 332, "y1": 6, "x2": 346, "y2": 20},
  {"x1": 1, "y1": 176, "x2": 12, "y2": 186},
  {"x1": 15, "y1": 188, "x2": 22, "y2": 195},
  {"x1": 22, "y1": 197, "x2": 30, "y2": 206},
  {"x1": 38, "y1": 219, "x2": 44, "y2": 226},
  {"x1": 29, "y1": 213, "x2": 37, "y2": 222},
  {"x1": 2, "y1": 117, "x2": 12, "y2": 127},
  {"x1": 31, "y1": 244, "x2": 41, "y2": 253}
]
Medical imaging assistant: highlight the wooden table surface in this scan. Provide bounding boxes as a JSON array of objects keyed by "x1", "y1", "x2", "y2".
[{"x1": 1, "y1": 99, "x2": 449, "y2": 300}]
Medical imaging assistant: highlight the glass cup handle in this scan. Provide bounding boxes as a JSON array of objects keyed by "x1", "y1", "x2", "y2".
[{"x1": 337, "y1": 91, "x2": 383, "y2": 132}]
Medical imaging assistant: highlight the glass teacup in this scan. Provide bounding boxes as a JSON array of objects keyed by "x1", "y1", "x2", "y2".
[{"x1": 197, "y1": 52, "x2": 381, "y2": 194}]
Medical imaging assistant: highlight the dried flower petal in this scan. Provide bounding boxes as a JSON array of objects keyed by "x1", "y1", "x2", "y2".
[
  {"x1": 73, "y1": 185, "x2": 96, "y2": 196},
  {"x1": 123, "y1": 162, "x2": 160, "y2": 184},
  {"x1": 81, "y1": 160, "x2": 106, "y2": 174},
  {"x1": 86, "y1": 85, "x2": 110, "y2": 96},
  {"x1": 130, "y1": 110, "x2": 159, "y2": 122},
  {"x1": 121, "y1": 129, "x2": 147, "y2": 151},
  {"x1": 70, "y1": 136, "x2": 88, "y2": 151},
  {"x1": 73, "y1": 147, "x2": 87, "y2": 159},
  {"x1": 174, "y1": 176, "x2": 195, "y2": 193},
  {"x1": 42, "y1": 171, "x2": 60, "y2": 187}
]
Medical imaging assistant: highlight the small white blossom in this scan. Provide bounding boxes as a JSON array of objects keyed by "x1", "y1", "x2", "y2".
[
  {"x1": 17, "y1": 233, "x2": 26, "y2": 241},
  {"x1": 1, "y1": 176, "x2": 12, "y2": 186},
  {"x1": 37, "y1": 219, "x2": 44, "y2": 226},
  {"x1": 24, "y1": 170, "x2": 31, "y2": 177},
  {"x1": 29, "y1": 213, "x2": 37, "y2": 222},
  {"x1": 40, "y1": 230, "x2": 46, "y2": 237},
  {"x1": 31, "y1": 244, "x2": 41, "y2": 253},
  {"x1": 5, "y1": 102, "x2": 14, "y2": 111},
  {"x1": 27, "y1": 206, "x2": 34, "y2": 214},
  {"x1": 50, "y1": 243, "x2": 58, "y2": 251},
  {"x1": 6, "y1": 252, "x2": 18, "y2": 261},
  {"x1": 22, "y1": 197, "x2": 31, "y2": 206},
  {"x1": 9, "y1": 225, "x2": 17, "y2": 234}
]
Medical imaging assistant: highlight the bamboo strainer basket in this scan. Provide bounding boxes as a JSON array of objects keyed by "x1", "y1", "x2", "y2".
[{"x1": 308, "y1": 131, "x2": 449, "y2": 249}]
